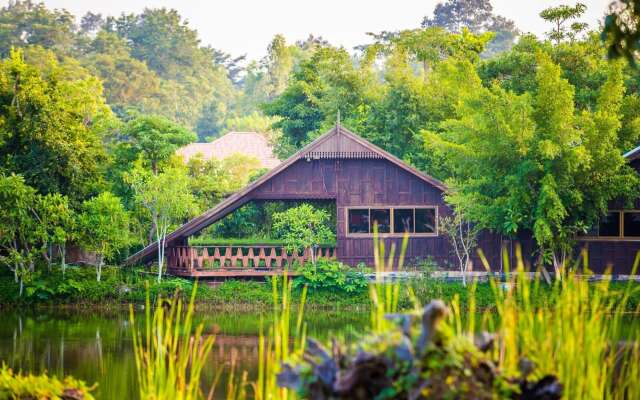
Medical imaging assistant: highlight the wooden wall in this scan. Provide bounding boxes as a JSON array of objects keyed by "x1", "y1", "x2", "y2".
[{"x1": 246, "y1": 157, "x2": 639, "y2": 273}]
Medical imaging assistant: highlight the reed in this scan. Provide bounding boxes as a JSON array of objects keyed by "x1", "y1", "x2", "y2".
[
  {"x1": 369, "y1": 228, "x2": 407, "y2": 333},
  {"x1": 473, "y1": 246, "x2": 640, "y2": 400},
  {"x1": 130, "y1": 281, "x2": 216, "y2": 400},
  {"x1": 253, "y1": 271, "x2": 307, "y2": 400}
]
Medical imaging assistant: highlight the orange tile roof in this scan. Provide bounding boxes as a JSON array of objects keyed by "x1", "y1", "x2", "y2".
[{"x1": 177, "y1": 132, "x2": 281, "y2": 169}]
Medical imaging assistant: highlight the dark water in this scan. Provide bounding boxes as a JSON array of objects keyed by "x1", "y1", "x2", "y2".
[{"x1": 0, "y1": 307, "x2": 369, "y2": 399}]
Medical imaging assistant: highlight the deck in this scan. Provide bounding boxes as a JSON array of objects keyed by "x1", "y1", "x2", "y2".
[{"x1": 166, "y1": 245, "x2": 336, "y2": 278}]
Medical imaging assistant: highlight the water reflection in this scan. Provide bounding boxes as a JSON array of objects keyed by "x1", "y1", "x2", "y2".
[{"x1": 0, "y1": 308, "x2": 369, "y2": 399}]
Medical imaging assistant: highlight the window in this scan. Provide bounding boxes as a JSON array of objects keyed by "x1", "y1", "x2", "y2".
[
  {"x1": 584, "y1": 210, "x2": 640, "y2": 239},
  {"x1": 371, "y1": 209, "x2": 391, "y2": 233},
  {"x1": 393, "y1": 209, "x2": 413, "y2": 234},
  {"x1": 348, "y1": 209, "x2": 369, "y2": 234},
  {"x1": 347, "y1": 207, "x2": 437, "y2": 236},
  {"x1": 415, "y1": 208, "x2": 436, "y2": 233},
  {"x1": 599, "y1": 212, "x2": 620, "y2": 237},
  {"x1": 624, "y1": 212, "x2": 640, "y2": 237}
]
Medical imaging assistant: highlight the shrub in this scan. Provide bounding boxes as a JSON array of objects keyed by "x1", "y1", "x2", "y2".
[
  {"x1": 294, "y1": 259, "x2": 369, "y2": 294},
  {"x1": 272, "y1": 204, "x2": 335, "y2": 263},
  {"x1": 0, "y1": 365, "x2": 95, "y2": 399}
]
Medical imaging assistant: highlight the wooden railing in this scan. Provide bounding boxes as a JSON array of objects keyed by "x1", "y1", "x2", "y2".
[{"x1": 167, "y1": 245, "x2": 336, "y2": 274}]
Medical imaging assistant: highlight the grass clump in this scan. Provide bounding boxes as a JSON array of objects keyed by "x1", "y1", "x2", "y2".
[{"x1": 130, "y1": 282, "x2": 216, "y2": 400}]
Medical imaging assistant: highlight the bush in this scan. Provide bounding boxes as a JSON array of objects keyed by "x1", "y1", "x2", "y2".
[
  {"x1": 294, "y1": 259, "x2": 369, "y2": 294},
  {"x1": 0, "y1": 365, "x2": 95, "y2": 399}
]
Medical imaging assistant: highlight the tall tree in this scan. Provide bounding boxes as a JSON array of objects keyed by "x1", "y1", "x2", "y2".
[
  {"x1": 0, "y1": 0, "x2": 78, "y2": 57},
  {"x1": 0, "y1": 48, "x2": 112, "y2": 202},
  {"x1": 421, "y1": 0, "x2": 519, "y2": 56},
  {"x1": 425, "y1": 53, "x2": 639, "y2": 270},
  {"x1": 540, "y1": 3, "x2": 588, "y2": 44}
]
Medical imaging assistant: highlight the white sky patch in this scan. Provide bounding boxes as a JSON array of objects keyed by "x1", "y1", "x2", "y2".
[{"x1": 30, "y1": 0, "x2": 611, "y2": 60}]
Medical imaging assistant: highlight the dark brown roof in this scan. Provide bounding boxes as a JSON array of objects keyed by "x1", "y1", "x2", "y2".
[{"x1": 126, "y1": 125, "x2": 446, "y2": 265}]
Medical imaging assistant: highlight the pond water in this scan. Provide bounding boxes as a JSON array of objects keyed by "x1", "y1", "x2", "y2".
[{"x1": 0, "y1": 307, "x2": 370, "y2": 399}]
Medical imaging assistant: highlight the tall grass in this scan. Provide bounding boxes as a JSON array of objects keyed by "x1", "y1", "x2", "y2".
[
  {"x1": 369, "y1": 229, "x2": 407, "y2": 333},
  {"x1": 130, "y1": 282, "x2": 216, "y2": 400},
  {"x1": 129, "y1": 239, "x2": 640, "y2": 400},
  {"x1": 253, "y1": 271, "x2": 307, "y2": 400},
  {"x1": 472, "y1": 246, "x2": 640, "y2": 400}
]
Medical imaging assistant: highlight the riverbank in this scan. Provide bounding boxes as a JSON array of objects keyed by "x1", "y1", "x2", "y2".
[{"x1": 1, "y1": 265, "x2": 639, "y2": 311}]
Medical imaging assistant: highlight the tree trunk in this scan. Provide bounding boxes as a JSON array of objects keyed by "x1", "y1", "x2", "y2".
[
  {"x1": 96, "y1": 255, "x2": 103, "y2": 282},
  {"x1": 157, "y1": 238, "x2": 163, "y2": 283},
  {"x1": 59, "y1": 244, "x2": 66, "y2": 277}
]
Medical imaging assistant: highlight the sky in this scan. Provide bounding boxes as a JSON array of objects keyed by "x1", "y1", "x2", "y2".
[{"x1": 25, "y1": 0, "x2": 612, "y2": 60}]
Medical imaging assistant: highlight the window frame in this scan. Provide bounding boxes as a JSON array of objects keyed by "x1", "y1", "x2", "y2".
[
  {"x1": 345, "y1": 206, "x2": 438, "y2": 238},
  {"x1": 580, "y1": 210, "x2": 640, "y2": 242}
]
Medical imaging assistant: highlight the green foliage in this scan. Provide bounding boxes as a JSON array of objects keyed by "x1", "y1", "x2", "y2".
[
  {"x1": 0, "y1": 364, "x2": 95, "y2": 400},
  {"x1": 120, "y1": 115, "x2": 196, "y2": 174},
  {"x1": 0, "y1": 174, "x2": 40, "y2": 294},
  {"x1": 187, "y1": 153, "x2": 262, "y2": 210},
  {"x1": 294, "y1": 260, "x2": 369, "y2": 294},
  {"x1": 126, "y1": 163, "x2": 197, "y2": 281},
  {"x1": 421, "y1": 0, "x2": 519, "y2": 57},
  {"x1": 425, "y1": 51, "x2": 640, "y2": 267},
  {"x1": 0, "y1": 48, "x2": 112, "y2": 202},
  {"x1": 602, "y1": 0, "x2": 640, "y2": 67},
  {"x1": 0, "y1": 1, "x2": 78, "y2": 57},
  {"x1": 272, "y1": 204, "x2": 335, "y2": 258},
  {"x1": 539, "y1": 2, "x2": 588, "y2": 44},
  {"x1": 77, "y1": 192, "x2": 129, "y2": 281}
]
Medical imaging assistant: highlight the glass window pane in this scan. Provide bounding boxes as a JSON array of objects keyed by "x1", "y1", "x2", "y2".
[
  {"x1": 599, "y1": 212, "x2": 621, "y2": 237},
  {"x1": 348, "y1": 209, "x2": 369, "y2": 234},
  {"x1": 393, "y1": 209, "x2": 414, "y2": 233},
  {"x1": 624, "y1": 212, "x2": 640, "y2": 237},
  {"x1": 371, "y1": 209, "x2": 391, "y2": 233},
  {"x1": 415, "y1": 208, "x2": 436, "y2": 233}
]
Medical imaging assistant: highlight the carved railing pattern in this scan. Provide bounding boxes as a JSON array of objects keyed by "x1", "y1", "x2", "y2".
[{"x1": 167, "y1": 245, "x2": 336, "y2": 273}]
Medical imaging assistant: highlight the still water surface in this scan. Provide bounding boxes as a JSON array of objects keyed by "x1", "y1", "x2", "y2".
[{"x1": 0, "y1": 307, "x2": 370, "y2": 399}]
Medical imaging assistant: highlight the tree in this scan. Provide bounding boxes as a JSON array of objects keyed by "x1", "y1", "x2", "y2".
[
  {"x1": 263, "y1": 46, "x2": 376, "y2": 158},
  {"x1": 0, "y1": 0, "x2": 78, "y2": 57},
  {"x1": 439, "y1": 212, "x2": 480, "y2": 286},
  {"x1": 78, "y1": 192, "x2": 129, "y2": 282},
  {"x1": 264, "y1": 34, "x2": 294, "y2": 98},
  {"x1": 84, "y1": 31, "x2": 161, "y2": 113},
  {"x1": 0, "y1": 174, "x2": 40, "y2": 295},
  {"x1": 540, "y1": 3, "x2": 588, "y2": 45},
  {"x1": 121, "y1": 115, "x2": 196, "y2": 175},
  {"x1": 0, "y1": 48, "x2": 112, "y2": 202},
  {"x1": 421, "y1": 0, "x2": 519, "y2": 56},
  {"x1": 272, "y1": 204, "x2": 335, "y2": 265},
  {"x1": 126, "y1": 164, "x2": 197, "y2": 282},
  {"x1": 34, "y1": 193, "x2": 74, "y2": 275},
  {"x1": 425, "y1": 53, "x2": 639, "y2": 271}
]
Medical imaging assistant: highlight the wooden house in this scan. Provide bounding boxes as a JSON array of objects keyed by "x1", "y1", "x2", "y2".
[{"x1": 126, "y1": 126, "x2": 640, "y2": 276}]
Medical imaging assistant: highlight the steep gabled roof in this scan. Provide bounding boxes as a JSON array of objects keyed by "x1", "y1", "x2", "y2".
[
  {"x1": 177, "y1": 132, "x2": 281, "y2": 169},
  {"x1": 126, "y1": 125, "x2": 446, "y2": 265}
]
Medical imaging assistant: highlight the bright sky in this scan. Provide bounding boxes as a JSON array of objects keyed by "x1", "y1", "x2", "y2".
[{"x1": 26, "y1": 0, "x2": 611, "y2": 60}]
